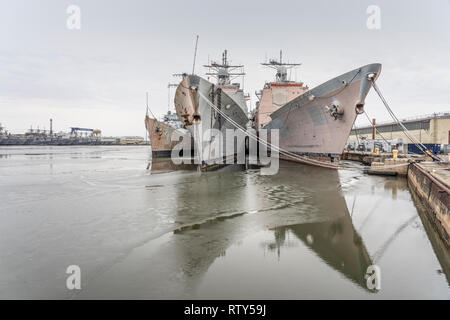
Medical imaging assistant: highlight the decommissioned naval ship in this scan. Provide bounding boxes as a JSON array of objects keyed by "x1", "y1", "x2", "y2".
[
  {"x1": 174, "y1": 50, "x2": 249, "y2": 167},
  {"x1": 254, "y1": 51, "x2": 381, "y2": 166},
  {"x1": 145, "y1": 110, "x2": 184, "y2": 157},
  {"x1": 145, "y1": 88, "x2": 189, "y2": 157}
]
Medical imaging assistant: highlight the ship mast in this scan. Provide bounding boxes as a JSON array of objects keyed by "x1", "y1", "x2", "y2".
[
  {"x1": 192, "y1": 35, "x2": 199, "y2": 75},
  {"x1": 204, "y1": 50, "x2": 245, "y2": 86},
  {"x1": 261, "y1": 50, "x2": 301, "y2": 83}
]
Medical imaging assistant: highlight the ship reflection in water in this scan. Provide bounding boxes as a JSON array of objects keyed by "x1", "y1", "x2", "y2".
[
  {"x1": 82, "y1": 157, "x2": 448, "y2": 299},
  {"x1": 0, "y1": 146, "x2": 448, "y2": 299}
]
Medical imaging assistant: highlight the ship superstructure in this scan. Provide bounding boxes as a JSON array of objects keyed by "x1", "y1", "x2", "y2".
[
  {"x1": 254, "y1": 51, "x2": 308, "y2": 129},
  {"x1": 204, "y1": 50, "x2": 249, "y2": 115}
]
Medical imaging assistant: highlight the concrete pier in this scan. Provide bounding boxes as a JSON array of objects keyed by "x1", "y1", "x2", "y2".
[{"x1": 407, "y1": 162, "x2": 450, "y2": 247}]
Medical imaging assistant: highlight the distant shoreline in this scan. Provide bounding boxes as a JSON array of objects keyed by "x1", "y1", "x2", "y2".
[{"x1": 0, "y1": 143, "x2": 149, "y2": 146}]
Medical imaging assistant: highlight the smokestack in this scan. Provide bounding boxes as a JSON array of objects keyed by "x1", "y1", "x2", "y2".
[
  {"x1": 50, "y1": 119, "x2": 53, "y2": 135},
  {"x1": 372, "y1": 118, "x2": 376, "y2": 140}
]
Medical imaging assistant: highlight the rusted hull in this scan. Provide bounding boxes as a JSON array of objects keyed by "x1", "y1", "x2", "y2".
[
  {"x1": 174, "y1": 75, "x2": 249, "y2": 165},
  {"x1": 145, "y1": 116, "x2": 180, "y2": 157},
  {"x1": 264, "y1": 64, "x2": 382, "y2": 165}
]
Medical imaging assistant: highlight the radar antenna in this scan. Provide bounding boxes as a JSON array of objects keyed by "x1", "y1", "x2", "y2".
[
  {"x1": 261, "y1": 50, "x2": 301, "y2": 82},
  {"x1": 204, "y1": 50, "x2": 245, "y2": 85}
]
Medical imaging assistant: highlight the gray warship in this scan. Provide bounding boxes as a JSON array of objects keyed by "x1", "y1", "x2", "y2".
[
  {"x1": 254, "y1": 51, "x2": 381, "y2": 167},
  {"x1": 174, "y1": 50, "x2": 249, "y2": 168}
]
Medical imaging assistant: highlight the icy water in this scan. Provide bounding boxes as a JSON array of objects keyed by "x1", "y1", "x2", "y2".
[{"x1": 0, "y1": 146, "x2": 448, "y2": 299}]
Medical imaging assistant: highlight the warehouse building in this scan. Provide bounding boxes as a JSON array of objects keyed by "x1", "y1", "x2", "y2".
[{"x1": 348, "y1": 112, "x2": 450, "y2": 153}]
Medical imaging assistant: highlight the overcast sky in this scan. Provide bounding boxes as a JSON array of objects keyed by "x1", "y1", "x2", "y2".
[{"x1": 1, "y1": 0, "x2": 449, "y2": 136}]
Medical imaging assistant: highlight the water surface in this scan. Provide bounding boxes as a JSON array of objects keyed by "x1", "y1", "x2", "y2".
[{"x1": 0, "y1": 146, "x2": 448, "y2": 299}]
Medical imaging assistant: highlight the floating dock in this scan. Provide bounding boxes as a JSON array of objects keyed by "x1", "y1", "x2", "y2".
[{"x1": 342, "y1": 150, "x2": 421, "y2": 165}]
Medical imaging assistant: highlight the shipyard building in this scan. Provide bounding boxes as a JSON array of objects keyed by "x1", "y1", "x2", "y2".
[{"x1": 348, "y1": 112, "x2": 450, "y2": 153}]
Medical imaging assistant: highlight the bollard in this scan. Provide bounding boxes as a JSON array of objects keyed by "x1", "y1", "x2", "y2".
[{"x1": 393, "y1": 149, "x2": 398, "y2": 159}]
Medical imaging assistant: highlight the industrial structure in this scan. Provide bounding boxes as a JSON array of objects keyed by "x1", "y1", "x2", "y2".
[
  {"x1": 348, "y1": 112, "x2": 450, "y2": 153},
  {"x1": 0, "y1": 123, "x2": 6, "y2": 137},
  {"x1": 0, "y1": 119, "x2": 144, "y2": 145}
]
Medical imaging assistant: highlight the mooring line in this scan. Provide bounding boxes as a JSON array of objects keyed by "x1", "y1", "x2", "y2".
[
  {"x1": 199, "y1": 91, "x2": 411, "y2": 171},
  {"x1": 362, "y1": 110, "x2": 391, "y2": 145},
  {"x1": 196, "y1": 82, "x2": 427, "y2": 171},
  {"x1": 371, "y1": 81, "x2": 440, "y2": 161},
  {"x1": 197, "y1": 91, "x2": 340, "y2": 169}
]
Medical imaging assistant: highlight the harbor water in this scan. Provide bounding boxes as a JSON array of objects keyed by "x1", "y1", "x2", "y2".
[{"x1": 0, "y1": 146, "x2": 448, "y2": 299}]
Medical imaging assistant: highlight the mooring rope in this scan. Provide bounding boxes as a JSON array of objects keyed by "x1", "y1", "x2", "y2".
[
  {"x1": 363, "y1": 111, "x2": 391, "y2": 145},
  {"x1": 198, "y1": 90, "x2": 417, "y2": 171},
  {"x1": 353, "y1": 123, "x2": 361, "y2": 148},
  {"x1": 196, "y1": 84, "x2": 421, "y2": 172},
  {"x1": 370, "y1": 81, "x2": 440, "y2": 161},
  {"x1": 197, "y1": 91, "x2": 340, "y2": 169}
]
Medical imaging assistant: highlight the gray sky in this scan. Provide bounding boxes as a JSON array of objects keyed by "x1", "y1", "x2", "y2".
[{"x1": 1, "y1": 0, "x2": 449, "y2": 136}]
